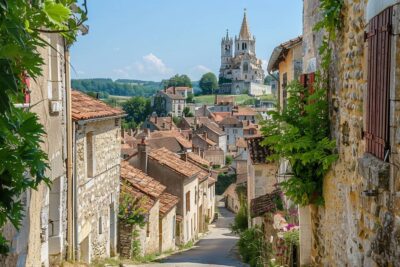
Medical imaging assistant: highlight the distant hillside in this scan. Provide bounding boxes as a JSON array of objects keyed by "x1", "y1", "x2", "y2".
[
  {"x1": 71, "y1": 78, "x2": 162, "y2": 97},
  {"x1": 72, "y1": 78, "x2": 201, "y2": 97}
]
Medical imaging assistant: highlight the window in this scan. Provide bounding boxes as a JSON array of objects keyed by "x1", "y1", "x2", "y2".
[
  {"x1": 194, "y1": 187, "x2": 197, "y2": 205},
  {"x1": 243, "y1": 62, "x2": 249, "y2": 73},
  {"x1": 365, "y1": 7, "x2": 392, "y2": 161},
  {"x1": 186, "y1": 191, "x2": 191, "y2": 213},
  {"x1": 172, "y1": 215, "x2": 176, "y2": 239},
  {"x1": 98, "y1": 216, "x2": 103, "y2": 234},
  {"x1": 86, "y1": 132, "x2": 95, "y2": 178},
  {"x1": 146, "y1": 222, "x2": 150, "y2": 237},
  {"x1": 282, "y1": 73, "x2": 288, "y2": 110}
]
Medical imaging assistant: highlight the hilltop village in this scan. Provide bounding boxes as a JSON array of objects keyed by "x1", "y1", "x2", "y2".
[{"x1": 2, "y1": 1, "x2": 400, "y2": 267}]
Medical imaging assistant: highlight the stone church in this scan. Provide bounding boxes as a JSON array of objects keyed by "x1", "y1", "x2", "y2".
[{"x1": 219, "y1": 10, "x2": 267, "y2": 96}]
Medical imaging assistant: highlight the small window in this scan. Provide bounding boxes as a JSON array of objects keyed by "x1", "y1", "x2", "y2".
[
  {"x1": 86, "y1": 132, "x2": 95, "y2": 178},
  {"x1": 146, "y1": 222, "x2": 150, "y2": 237},
  {"x1": 186, "y1": 191, "x2": 191, "y2": 213},
  {"x1": 98, "y1": 216, "x2": 103, "y2": 234}
]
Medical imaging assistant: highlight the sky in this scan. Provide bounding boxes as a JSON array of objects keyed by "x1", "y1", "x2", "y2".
[{"x1": 70, "y1": 0, "x2": 303, "y2": 82}]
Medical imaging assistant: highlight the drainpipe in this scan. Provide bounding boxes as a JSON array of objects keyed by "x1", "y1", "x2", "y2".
[
  {"x1": 73, "y1": 122, "x2": 79, "y2": 261},
  {"x1": 65, "y1": 45, "x2": 75, "y2": 261}
]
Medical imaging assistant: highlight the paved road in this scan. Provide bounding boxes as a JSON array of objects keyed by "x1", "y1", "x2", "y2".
[{"x1": 133, "y1": 197, "x2": 247, "y2": 267}]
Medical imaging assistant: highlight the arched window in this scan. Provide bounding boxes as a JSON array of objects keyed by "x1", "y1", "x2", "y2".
[
  {"x1": 242, "y1": 43, "x2": 245, "y2": 50},
  {"x1": 243, "y1": 62, "x2": 249, "y2": 73},
  {"x1": 237, "y1": 43, "x2": 239, "y2": 50}
]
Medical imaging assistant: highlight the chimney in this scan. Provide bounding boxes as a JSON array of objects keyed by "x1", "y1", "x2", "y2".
[
  {"x1": 162, "y1": 122, "x2": 166, "y2": 129},
  {"x1": 173, "y1": 87, "x2": 176, "y2": 94},
  {"x1": 214, "y1": 94, "x2": 218, "y2": 105},
  {"x1": 194, "y1": 117, "x2": 198, "y2": 128},
  {"x1": 189, "y1": 133, "x2": 193, "y2": 141},
  {"x1": 137, "y1": 138, "x2": 149, "y2": 173},
  {"x1": 155, "y1": 116, "x2": 158, "y2": 124}
]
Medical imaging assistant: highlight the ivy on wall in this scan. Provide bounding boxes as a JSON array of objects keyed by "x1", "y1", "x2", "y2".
[{"x1": 261, "y1": 0, "x2": 343, "y2": 206}]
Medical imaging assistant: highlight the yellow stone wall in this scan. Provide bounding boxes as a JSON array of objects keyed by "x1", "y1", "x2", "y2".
[{"x1": 305, "y1": 0, "x2": 400, "y2": 266}]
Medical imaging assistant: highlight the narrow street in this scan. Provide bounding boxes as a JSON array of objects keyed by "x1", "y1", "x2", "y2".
[{"x1": 135, "y1": 197, "x2": 247, "y2": 267}]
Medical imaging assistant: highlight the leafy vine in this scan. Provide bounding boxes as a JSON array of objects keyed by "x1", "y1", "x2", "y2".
[
  {"x1": 262, "y1": 0, "x2": 343, "y2": 206},
  {"x1": 0, "y1": 0, "x2": 87, "y2": 254}
]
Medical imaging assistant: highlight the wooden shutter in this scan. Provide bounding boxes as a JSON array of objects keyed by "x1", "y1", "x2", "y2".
[
  {"x1": 365, "y1": 7, "x2": 392, "y2": 161},
  {"x1": 186, "y1": 191, "x2": 190, "y2": 213}
]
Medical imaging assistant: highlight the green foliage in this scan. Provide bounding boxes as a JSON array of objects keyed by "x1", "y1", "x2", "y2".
[
  {"x1": 225, "y1": 155, "x2": 233, "y2": 165},
  {"x1": 0, "y1": 0, "x2": 86, "y2": 254},
  {"x1": 238, "y1": 226, "x2": 272, "y2": 267},
  {"x1": 72, "y1": 78, "x2": 161, "y2": 98},
  {"x1": 231, "y1": 202, "x2": 248, "y2": 234},
  {"x1": 216, "y1": 173, "x2": 236, "y2": 195},
  {"x1": 172, "y1": 116, "x2": 181, "y2": 125},
  {"x1": 122, "y1": 96, "x2": 152, "y2": 129},
  {"x1": 186, "y1": 93, "x2": 194, "y2": 103},
  {"x1": 182, "y1": 107, "x2": 193, "y2": 117},
  {"x1": 264, "y1": 73, "x2": 278, "y2": 86},
  {"x1": 314, "y1": 0, "x2": 344, "y2": 71},
  {"x1": 163, "y1": 74, "x2": 192, "y2": 88},
  {"x1": 199, "y1": 72, "x2": 218, "y2": 94},
  {"x1": 282, "y1": 229, "x2": 300, "y2": 247},
  {"x1": 262, "y1": 80, "x2": 337, "y2": 206}
]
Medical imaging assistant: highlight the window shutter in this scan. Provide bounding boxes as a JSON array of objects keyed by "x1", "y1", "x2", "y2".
[{"x1": 365, "y1": 7, "x2": 392, "y2": 161}]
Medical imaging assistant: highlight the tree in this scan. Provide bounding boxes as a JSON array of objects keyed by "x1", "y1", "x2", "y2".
[
  {"x1": 164, "y1": 74, "x2": 192, "y2": 88},
  {"x1": 182, "y1": 107, "x2": 193, "y2": 117},
  {"x1": 199, "y1": 72, "x2": 218, "y2": 94},
  {"x1": 122, "y1": 96, "x2": 152, "y2": 129},
  {"x1": 0, "y1": 0, "x2": 87, "y2": 254}
]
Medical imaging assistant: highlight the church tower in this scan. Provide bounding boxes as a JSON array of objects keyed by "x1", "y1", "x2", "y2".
[
  {"x1": 220, "y1": 30, "x2": 233, "y2": 80},
  {"x1": 235, "y1": 9, "x2": 256, "y2": 56}
]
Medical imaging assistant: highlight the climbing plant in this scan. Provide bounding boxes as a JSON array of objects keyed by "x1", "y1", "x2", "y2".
[
  {"x1": 261, "y1": 0, "x2": 343, "y2": 206},
  {"x1": 0, "y1": 0, "x2": 87, "y2": 254},
  {"x1": 262, "y1": 80, "x2": 337, "y2": 206}
]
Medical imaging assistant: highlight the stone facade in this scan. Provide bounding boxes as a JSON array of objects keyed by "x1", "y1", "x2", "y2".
[
  {"x1": 301, "y1": 0, "x2": 400, "y2": 266},
  {"x1": 160, "y1": 206, "x2": 177, "y2": 253},
  {"x1": 219, "y1": 11, "x2": 265, "y2": 94},
  {"x1": 1, "y1": 33, "x2": 69, "y2": 267},
  {"x1": 74, "y1": 118, "x2": 121, "y2": 263}
]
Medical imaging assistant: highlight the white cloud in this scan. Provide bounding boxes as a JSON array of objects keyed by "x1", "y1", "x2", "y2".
[
  {"x1": 112, "y1": 53, "x2": 173, "y2": 81},
  {"x1": 134, "y1": 53, "x2": 172, "y2": 76},
  {"x1": 194, "y1": 65, "x2": 211, "y2": 73}
]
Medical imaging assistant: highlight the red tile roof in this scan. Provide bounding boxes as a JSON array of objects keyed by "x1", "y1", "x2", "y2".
[
  {"x1": 159, "y1": 192, "x2": 179, "y2": 218},
  {"x1": 187, "y1": 152, "x2": 211, "y2": 168},
  {"x1": 148, "y1": 148, "x2": 202, "y2": 178},
  {"x1": 71, "y1": 90, "x2": 125, "y2": 121},
  {"x1": 250, "y1": 189, "x2": 281, "y2": 218},
  {"x1": 121, "y1": 161, "x2": 166, "y2": 198},
  {"x1": 247, "y1": 136, "x2": 272, "y2": 164},
  {"x1": 121, "y1": 183, "x2": 155, "y2": 213}
]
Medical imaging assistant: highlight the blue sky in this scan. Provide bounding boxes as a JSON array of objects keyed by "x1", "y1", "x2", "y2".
[{"x1": 70, "y1": 0, "x2": 303, "y2": 81}]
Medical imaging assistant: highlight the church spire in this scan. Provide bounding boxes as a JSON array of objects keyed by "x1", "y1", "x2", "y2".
[{"x1": 239, "y1": 8, "x2": 251, "y2": 40}]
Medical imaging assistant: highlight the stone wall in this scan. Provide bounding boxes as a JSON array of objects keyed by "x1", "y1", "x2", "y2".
[
  {"x1": 302, "y1": 0, "x2": 400, "y2": 266},
  {"x1": 75, "y1": 118, "x2": 120, "y2": 263}
]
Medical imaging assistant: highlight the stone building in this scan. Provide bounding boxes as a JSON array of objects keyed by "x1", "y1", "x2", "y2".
[
  {"x1": 267, "y1": 36, "x2": 303, "y2": 109},
  {"x1": 152, "y1": 89, "x2": 187, "y2": 117},
  {"x1": 219, "y1": 116, "x2": 244, "y2": 147},
  {"x1": 119, "y1": 161, "x2": 177, "y2": 257},
  {"x1": 1, "y1": 33, "x2": 70, "y2": 267},
  {"x1": 142, "y1": 115, "x2": 177, "y2": 132},
  {"x1": 224, "y1": 184, "x2": 240, "y2": 213},
  {"x1": 297, "y1": 0, "x2": 400, "y2": 266},
  {"x1": 133, "y1": 145, "x2": 207, "y2": 244},
  {"x1": 219, "y1": 10, "x2": 266, "y2": 95},
  {"x1": 246, "y1": 137, "x2": 277, "y2": 226},
  {"x1": 71, "y1": 90, "x2": 125, "y2": 263}
]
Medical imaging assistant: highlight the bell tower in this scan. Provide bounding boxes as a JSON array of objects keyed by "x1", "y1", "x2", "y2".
[{"x1": 220, "y1": 29, "x2": 233, "y2": 77}]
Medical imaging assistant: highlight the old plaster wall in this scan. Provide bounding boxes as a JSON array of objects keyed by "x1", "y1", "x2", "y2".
[
  {"x1": 0, "y1": 33, "x2": 68, "y2": 267},
  {"x1": 75, "y1": 118, "x2": 120, "y2": 262},
  {"x1": 160, "y1": 206, "x2": 177, "y2": 253}
]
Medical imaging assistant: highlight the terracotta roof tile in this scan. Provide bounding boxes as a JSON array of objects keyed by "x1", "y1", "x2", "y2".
[
  {"x1": 247, "y1": 136, "x2": 272, "y2": 164},
  {"x1": 71, "y1": 90, "x2": 125, "y2": 121},
  {"x1": 220, "y1": 116, "x2": 243, "y2": 127},
  {"x1": 148, "y1": 148, "x2": 202, "y2": 178},
  {"x1": 233, "y1": 106, "x2": 257, "y2": 116},
  {"x1": 159, "y1": 192, "x2": 179, "y2": 217},
  {"x1": 250, "y1": 189, "x2": 281, "y2": 218},
  {"x1": 121, "y1": 161, "x2": 166, "y2": 198},
  {"x1": 187, "y1": 152, "x2": 211, "y2": 168},
  {"x1": 207, "y1": 176, "x2": 216, "y2": 186},
  {"x1": 121, "y1": 183, "x2": 155, "y2": 213}
]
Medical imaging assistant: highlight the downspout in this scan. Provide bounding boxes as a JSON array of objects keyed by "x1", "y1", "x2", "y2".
[
  {"x1": 73, "y1": 122, "x2": 79, "y2": 260},
  {"x1": 65, "y1": 45, "x2": 75, "y2": 261}
]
